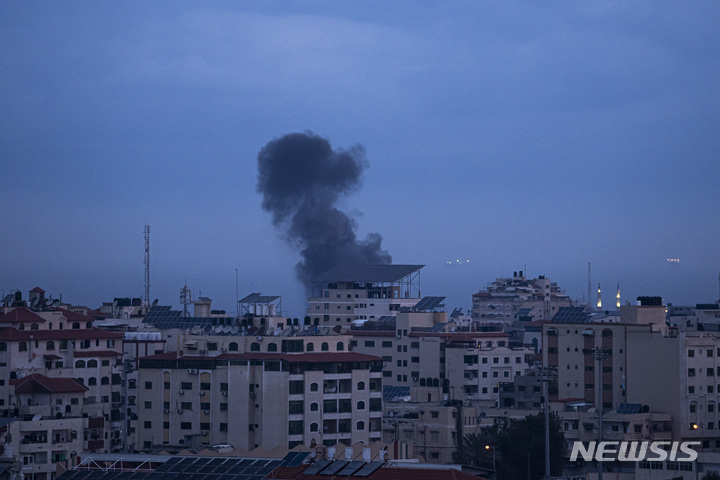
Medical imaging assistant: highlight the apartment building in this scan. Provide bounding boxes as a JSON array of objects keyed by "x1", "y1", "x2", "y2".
[
  {"x1": 135, "y1": 351, "x2": 384, "y2": 451},
  {"x1": 0, "y1": 303, "x2": 124, "y2": 447},
  {"x1": 5, "y1": 374, "x2": 86, "y2": 480},
  {"x1": 471, "y1": 271, "x2": 572, "y2": 323},
  {"x1": 445, "y1": 340, "x2": 534, "y2": 407},
  {"x1": 307, "y1": 265, "x2": 424, "y2": 326}
]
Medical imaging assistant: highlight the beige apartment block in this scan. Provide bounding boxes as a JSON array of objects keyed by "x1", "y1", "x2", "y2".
[
  {"x1": 0, "y1": 293, "x2": 125, "y2": 455},
  {"x1": 307, "y1": 265, "x2": 424, "y2": 327},
  {"x1": 445, "y1": 341, "x2": 534, "y2": 406},
  {"x1": 472, "y1": 271, "x2": 572, "y2": 324},
  {"x1": 135, "y1": 351, "x2": 383, "y2": 452}
]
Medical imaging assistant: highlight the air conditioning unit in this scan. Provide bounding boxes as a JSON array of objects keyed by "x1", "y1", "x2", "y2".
[
  {"x1": 177, "y1": 409, "x2": 183, "y2": 414},
  {"x1": 203, "y1": 410, "x2": 210, "y2": 415},
  {"x1": 221, "y1": 347, "x2": 227, "y2": 352},
  {"x1": 187, "y1": 368, "x2": 193, "y2": 373},
  {"x1": 192, "y1": 369, "x2": 198, "y2": 374},
  {"x1": 199, "y1": 391, "x2": 205, "y2": 396},
  {"x1": 199, "y1": 349, "x2": 207, "y2": 354},
  {"x1": 249, "y1": 392, "x2": 255, "y2": 398},
  {"x1": 200, "y1": 430, "x2": 207, "y2": 435},
  {"x1": 178, "y1": 390, "x2": 185, "y2": 395},
  {"x1": 412, "y1": 377, "x2": 418, "y2": 382},
  {"x1": 163, "y1": 409, "x2": 170, "y2": 414},
  {"x1": 222, "y1": 391, "x2": 228, "y2": 397}
]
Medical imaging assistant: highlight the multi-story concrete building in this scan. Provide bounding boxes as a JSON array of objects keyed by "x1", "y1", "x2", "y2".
[
  {"x1": 471, "y1": 271, "x2": 572, "y2": 324},
  {"x1": 0, "y1": 292, "x2": 125, "y2": 454},
  {"x1": 135, "y1": 351, "x2": 384, "y2": 451},
  {"x1": 307, "y1": 265, "x2": 424, "y2": 326}
]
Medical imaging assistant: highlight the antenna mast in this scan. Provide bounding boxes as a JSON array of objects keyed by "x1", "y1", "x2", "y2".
[
  {"x1": 144, "y1": 225, "x2": 150, "y2": 309},
  {"x1": 587, "y1": 262, "x2": 592, "y2": 309}
]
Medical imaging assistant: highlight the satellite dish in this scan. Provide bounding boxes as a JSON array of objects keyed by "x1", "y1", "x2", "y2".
[
  {"x1": 31, "y1": 297, "x2": 39, "y2": 307},
  {"x1": 230, "y1": 326, "x2": 239, "y2": 335},
  {"x1": 51, "y1": 299, "x2": 60, "y2": 307},
  {"x1": 587, "y1": 408, "x2": 596, "y2": 413},
  {"x1": 257, "y1": 336, "x2": 263, "y2": 341},
  {"x1": 191, "y1": 326, "x2": 202, "y2": 335},
  {"x1": 214, "y1": 325, "x2": 223, "y2": 333},
  {"x1": 222, "y1": 326, "x2": 232, "y2": 334},
  {"x1": 403, "y1": 396, "x2": 411, "y2": 402},
  {"x1": 32, "y1": 414, "x2": 42, "y2": 421},
  {"x1": 152, "y1": 299, "x2": 159, "y2": 306}
]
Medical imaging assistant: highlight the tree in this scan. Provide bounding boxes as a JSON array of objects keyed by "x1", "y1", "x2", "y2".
[
  {"x1": 454, "y1": 433, "x2": 496, "y2": 468},
  {"x1": 702, "y1": 471, "x2": 720, "y2": 480},
  {"x1": 491, "y1": 412, "x2": 565, "y2": 480}
]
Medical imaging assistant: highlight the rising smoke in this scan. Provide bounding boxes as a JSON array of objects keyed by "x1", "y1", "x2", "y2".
[{"x1": 257, "y1": 132, "x2": 391, "y2": 286}]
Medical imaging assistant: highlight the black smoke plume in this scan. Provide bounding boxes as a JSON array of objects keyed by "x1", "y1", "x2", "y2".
[{"x1": 257, "y1": 132, "x2": 392, "y2": 286}]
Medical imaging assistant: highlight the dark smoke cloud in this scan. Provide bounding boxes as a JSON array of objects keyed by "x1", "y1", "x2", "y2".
[{"x1": 257, "y1": 132, "x2": 392, "y2": 286}]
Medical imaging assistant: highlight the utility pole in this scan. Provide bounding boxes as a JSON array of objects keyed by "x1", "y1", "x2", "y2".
[
  {"x1": 537, "y1": 366, "x2": 557, "y2": 480},
  {"x1": 593, "y1": 346, "x2": 611, "y2": 480}
]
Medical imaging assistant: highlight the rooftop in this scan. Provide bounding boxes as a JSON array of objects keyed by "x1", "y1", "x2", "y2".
[{"x1": 313, "y1": 265, "x2": 424, "y2": 283}]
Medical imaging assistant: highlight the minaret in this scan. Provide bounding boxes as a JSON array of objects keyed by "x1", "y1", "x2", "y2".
[
  {"x1": 616, "y1": 283, "x2": 621, "y2": 309},
  {"x1": 596, "y1": 283, "x2": 602, "y2": 310}
]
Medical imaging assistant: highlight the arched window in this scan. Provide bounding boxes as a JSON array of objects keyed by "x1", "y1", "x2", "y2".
[
  {"x1": 18, "y1": 323, "x2": 24, "y2": 331},
  {"x1": 46, "y1": 341, "x2": 55, "y2": 350},
  {"x1": 88, "y1": 377, "x2": 97, "y2": 386},
  {"x1": 101, "y1": 377, "x2": 109, "y2": 385},
  {"x1": 321, "y1": 342, "x2": 329, "y2": 351},
  {"x1": 267, "y1": 343, "x2": 278, "y2": 352},
  {"x1": 0, "y1": 342, "x2": 7, "y2": 352},
  {"x1": 420, "y1": 378, "x2": 426, "y2": 386},
  {"x1": 357, "y1": 381, "x2": 365, "y2": 391},
  {"x1": 337, "y1": 342, "x2": 344, "y2": 351},
  {"x1": 356, "y1": 421, "x2": 365, "y2": 431},
  {"x1": 87, "y1": 359, "x2": 98, "y2": 368},
  {"x1": 310, "y1": 403, "x2": 319, "y2": 412},
  {"x1": 30, "y1": 323, "x2": 39, "y2": 331},
  {"x1": 75, "y1": 360, "x2": 86, "y2": 368},
  {"x1": 306, "y1": 343, "x2": 315, "y2": 352},
  {"x1": 310, "y1": 383, "x2": 319, "y2": 392},
  {"x1": 19, "y1": 342, "x2": 28, "y2": 352},
  {"x1": 75, "y1": 377, "x2": 84, "y2": 385},
  {"x1": 229, "y1": 342, "x2": 239, "y2": 352},
  {"x1": 357, "y1": 401, "x2": 365, "y2": 410},
  {"x1": 86, "y1": 322, "x2": 92, "y2": 329},
  {"x1": 250, "y1": 342, "x2": 260, "y2": 352},
  {"x1": 72, "y1": 322, "x2": 80, "y2": 330},
  {"x1": 433, "y1": 378, "x2": 439, "y2": 387},
  {"x1": 310, "y1": 423, "x2": 318, "y2": 432}
]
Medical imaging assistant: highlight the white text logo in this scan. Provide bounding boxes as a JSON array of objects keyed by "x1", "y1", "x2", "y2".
[{"x1": 569, "y1": 441, "x2": 700, "y2": 462}]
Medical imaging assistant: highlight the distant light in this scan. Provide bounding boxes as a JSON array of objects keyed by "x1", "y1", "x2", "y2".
[{"x1": 666, "y1": 258, "x2": 680, "y2": 263}]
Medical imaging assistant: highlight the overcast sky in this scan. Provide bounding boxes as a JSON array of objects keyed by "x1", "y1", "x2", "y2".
[{"x1": 2, "y1": 2, "x2": 719, "y2": 315}]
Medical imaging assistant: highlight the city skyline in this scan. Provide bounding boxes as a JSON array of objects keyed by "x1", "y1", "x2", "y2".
[{"x1": 2, "y1": 2, "x2": 719, "y2": 314}]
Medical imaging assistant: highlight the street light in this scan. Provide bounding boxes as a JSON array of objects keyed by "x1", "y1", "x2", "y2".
[
  {"x1": 537, "y1": 366, "x2": 557, "y2": 480},
  {"x1": 484, "y1": 445, "x2": 496, "y2": 472}
]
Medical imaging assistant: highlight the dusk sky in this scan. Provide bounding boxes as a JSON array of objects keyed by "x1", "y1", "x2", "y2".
[{"x1": 2, "y1": 2, "x2": 719, "y2": 316}]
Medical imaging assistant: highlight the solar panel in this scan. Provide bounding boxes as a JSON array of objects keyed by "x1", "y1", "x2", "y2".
[
  {"x1": 336, "y1": 461, "x2": 365, "y2": 476},
  {"x1": 257, "y1": 460, "x2": 284, "y2": 473},
  {"x1": 617, "y1": 403, "x2": 642, "y2": 414},
  {"x1": 383, "y1": 385, "x2": 410, "y2": 401},
  {"x1": 319, "y1": 461, "x2": 348, "y2": 476},
  {"x1": 551, "y1": 307, "x2": 590, "y2": 323},
  {"x1": 430, "y1": 322, "x2": 447, "y2": 332},
  {"x1": 412, "y1": 296, "x2": 446, "y2": 311},
  {"x1": 301, "y1": 459, "x2": 331, "y2": 475},
  {"x1": 284, "y1": 452, "x2": 309, "y2": 467},
  {"x1": 353, "y1": 462, "x2": 383, "y2": 477}
]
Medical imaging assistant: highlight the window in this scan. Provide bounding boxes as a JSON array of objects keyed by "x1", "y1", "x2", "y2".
[
  {"x1": 289, "y1": 421, "x2": 303, "y2": 435},
  {"x1": 181, "y1": 382, "x2": 192, "y2": 390},
  {"x1": 289, "y1": 401, "x2": 304, "y2": 414},
  {"x1": 144, "y1": 421, "x2": 152, "y2": 429},
  {"x1": 310, "y1": 382, "x2": 319, "y2": 392},
  {"x1": 364, "y1": 341, "x2": 375, "y2": 347},
  {"x1": 310, "y1": 403, "x2": 319, "y2": 412},
  {"x1": 267, "y1": 343, "x2": 278, "y2": 352},
  {"x1": 688, "y1": 349, "x2": 695, "y2": 357},
  {"x1": 145, "y1": 381, "x2": 152, "y2": 389},
  {"x1": 180, "y1": 422, "x2": 192, "y2": 430},
  {"x1": 144, "y1": 401, "x2": 152, "y2": 409},
  {"x1": 19, "y1": 342, "x2": 28, "y2": 352},
  {"x1": 337, "y1": 342, "x2": 344, "y2": 351},
  {"x1": 306, "y1": 343, "x2": 314, "y2": 352},
  {"x1": 321, "y1": 342, "x2": 329, "y2": 351},
  {"x1": 382, "y1": 341, "x2": 392, "y2": 348},
  {"x1": 310, "y1": 423, "x2": 318, "y2": 432},
  {"x1": 357, "y1": 401, "x2": 365, "y2": 410},
  {"x1": 46, "y1": 341, "x2": 55, "y2": 350},
  {"x1": 356, "y1": 421, "x2": 365, "y2": 431},
  {"x1": 357, "y1": 381, "x2": 365, "y2": 391}
]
